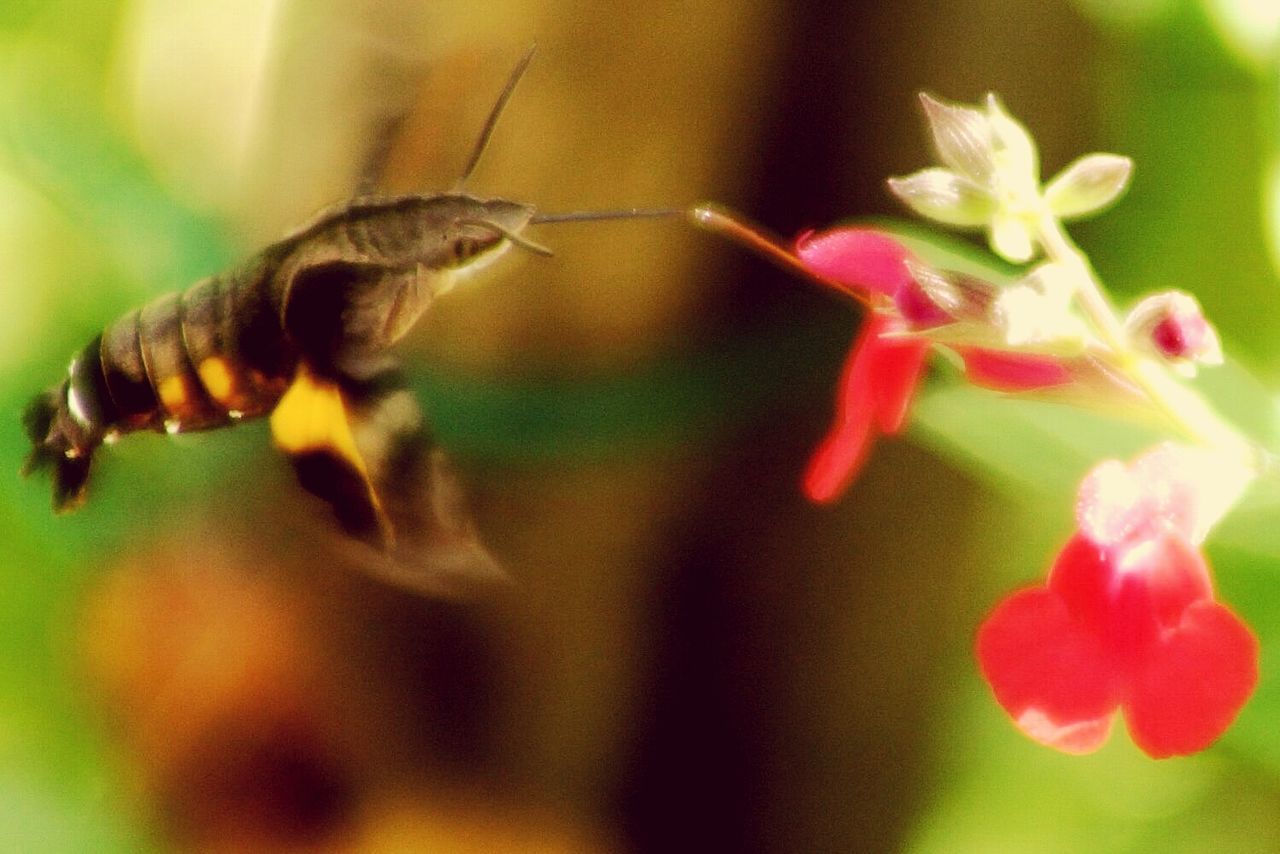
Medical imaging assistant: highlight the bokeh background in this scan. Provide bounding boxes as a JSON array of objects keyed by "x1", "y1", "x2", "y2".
[{"x1": 5, "y1": 1, "x2": 1280, "y2": 851}]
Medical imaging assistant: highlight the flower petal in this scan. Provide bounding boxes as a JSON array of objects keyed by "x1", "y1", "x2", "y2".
[
  {"x1": 919, "y1": 93, "x2": 995, "y2": 184},
  {"x1": 977, "y1": 585, "x2": 1118, "y2": 754},
  {"x1": 1047, "y1": 532, "x2": 1214, "y2": 657},
  {"x1": 1096, "y1": 443, "x2": 1256, "y2": 547},
  {"x1": 803, "y1": 314, "x2": 928, "y2": 502},
  {"x1": 802, "y1": 318, "x2": 886, "y2": 503},
  {"x1": 1045, "y1": 153, "x2": 1133, "y2": 220},
  {"x1": 960, "y1": 348, "x2": 1073, "y2": 392},
  {"x1": 893, "y1": 278, "x2": 953, "y2": 328},
  {"x1": 906, "y1": 261, "x2": 997, "y2": 323},
  {"x1": 803, "y1": 420, "x2": 874, "y2": 504},
  {"x1": 1076, "y1": 458, "x2": 1154, "y2": 548},
  {"x1": 795, "y1": 229, "x2": 914, "y2": 298},
  {"x1": 887, "y1": 168, "x2": 994, "y2": 227},
  {"x1": 869, "y1": 334, "x2": 929, "y2": 433},
  {"x1": 1141, "y1": 445, "x2": 1254, "y2": 546},
  {"x1": 1045, "y1": 534, "x2": 1114, "y2": 636},
  {"x1": 1124, "y1": 599, "x2": 1259, "y2": 758},
  {"x1": 1111, "y1": 534, "x2": 1213, "y2": 634},
  {"x1": 989, "y1": 213, "x2": 1036, "y2": 263},
  {"x1": 1013, "y1": 707, "x2": 1115, "y2": 756}
]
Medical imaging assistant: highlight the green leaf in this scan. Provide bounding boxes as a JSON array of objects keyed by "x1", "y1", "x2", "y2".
[{"x1": 910, "y1": 383, "x2": 1161, "y2": 500}]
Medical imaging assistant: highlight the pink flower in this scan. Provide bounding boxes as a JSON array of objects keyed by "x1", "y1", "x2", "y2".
[
  {"x1": 959, "y1": 348, "x2": 1073, "y2": 392},
  {"x1": 802, "y1": 314, "x2": 929, "y2": 502},
  {"x1": 976, "y1": 446, "x2": 1258, "y2": 758},
  {"x1": 796, "y1": 228, "x2": 949, "y2": 327},
  {"x1": 796, "y1": 229, "x2": 937, "y2": 502},
  {"x1": 794, "y1": 227, "x2": 1075, "y2": 502}
]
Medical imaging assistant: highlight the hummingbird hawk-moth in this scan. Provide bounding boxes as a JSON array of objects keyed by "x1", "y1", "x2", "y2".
[{"x1": 22, "y1": 46, "x2": 673, "y2": 592}]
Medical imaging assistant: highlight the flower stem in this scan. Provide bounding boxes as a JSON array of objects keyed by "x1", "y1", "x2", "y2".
[
  {"x1": 687, "y1": 204, "x2": 872, "y2": 308},
  {"x1": 1036, "y1": 211, "x2": 1254, "y2": 460},
  {"x1": 1035, "y1": 212, "x2": 1128, "y2": 350}
]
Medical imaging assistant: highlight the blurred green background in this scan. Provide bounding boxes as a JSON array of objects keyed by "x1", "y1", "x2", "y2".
[{"x1": 5, "y1": 0, "x2": 1280, "y2": 851}]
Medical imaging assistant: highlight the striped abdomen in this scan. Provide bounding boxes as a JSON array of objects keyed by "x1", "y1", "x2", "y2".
[
  {"x1": 23, "y1": 253, "x2": 297, "y2": 510},
  {"x1": 104, "y1": 264, "x2": 294, "y2": 433}
]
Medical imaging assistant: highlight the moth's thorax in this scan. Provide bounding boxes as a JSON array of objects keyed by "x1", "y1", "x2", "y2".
[{"x1": 283, "y1": 193, "x2": 535, "y2": 273}]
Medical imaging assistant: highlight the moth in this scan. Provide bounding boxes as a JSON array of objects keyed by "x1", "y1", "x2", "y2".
[{"x1": 22, "y1": 46, "x2": 672, "y2": 592}]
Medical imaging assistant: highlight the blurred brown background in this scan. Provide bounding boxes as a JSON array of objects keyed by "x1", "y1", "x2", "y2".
[{"x1": 8, "y1": 0, "x2": 1154, "y2": 851}]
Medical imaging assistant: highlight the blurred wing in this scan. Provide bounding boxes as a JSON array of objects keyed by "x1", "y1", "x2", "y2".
[
  {"x1": 351, "y1": 445, "x2": 509, "y2": 598},
  {"x1": 354, "y1": 111, "x2": 408, "y2": 195},
  {"x1": 269, "y1": 362, "x2": 506, "y2": 598}
]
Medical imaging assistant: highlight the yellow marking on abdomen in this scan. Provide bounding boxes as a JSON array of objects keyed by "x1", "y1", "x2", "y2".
[
  {"x1": 270, "y1": 366, "x2": 367, "y2": 475},
  {"x1": 197, "y1": 357, "x2": 236, "y2": 405},
  {"x1": 157, "y1": 375, "x2": 189, "y2": 412}
]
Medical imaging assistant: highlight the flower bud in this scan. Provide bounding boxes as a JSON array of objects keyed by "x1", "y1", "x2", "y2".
[
  {"x1": 1044, "y1": 153, "x2": 1133, "y2": 220},
  {"x1": 919, "y1": 93, "x2": 996, "y2": 184},
  {"x1": 887, "y1": 169, "x2": 993, "y2": 227},
  {"x1": 901, "y1": 93, "x2": 1046, "y2": 263},
  {"x1": 1125, "y1": 291, "x2": 1223, "y2": 374},
  {"x1": 983, "y1": 94, "x2": 1039, "y2": 186}
]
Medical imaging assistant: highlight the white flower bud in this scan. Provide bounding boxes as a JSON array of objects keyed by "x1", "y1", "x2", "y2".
[
  {"x1": 1044, "y1": 154, "x2": 1133, "y2": 219},
  {"x1": 887, "y1": 169, "x2": 993, "y2": 227},
  {"x1": 984, "y1": 94, "x2": 1040, "y2": 189},
  {"x1": 919, "y1": 93, "x2": 996, "y2": 184},
  {"x1": 1124, "y1": 291, "x2": 1223, "y2": 375}
]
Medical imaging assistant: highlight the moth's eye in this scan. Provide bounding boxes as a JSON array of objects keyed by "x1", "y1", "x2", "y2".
[
  {"x1": 449, "y1": 230, "x2": 502, "y2": 267},
  {"x1": 454, "y1": 237, "x2": 481, "y2": 261}
]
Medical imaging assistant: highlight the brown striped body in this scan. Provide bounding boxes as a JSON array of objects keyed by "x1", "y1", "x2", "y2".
[
  {"x1": 99, "y1": 267, "x2": 290, "y2": 439},
  {"x1": 101, "y1": 252, "x2": 293, "y2": 435},
  {"x1": 24, "y1": 193, "x2": 534, "y2": 513},
  {"x1": 20, "y1": 48, "x2": 620, "y2": 594}
]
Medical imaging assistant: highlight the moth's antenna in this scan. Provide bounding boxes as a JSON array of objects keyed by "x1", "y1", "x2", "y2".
[
  {"x1": 455, "y1": 43, "x2": 538, "y2": 190},
  {"x1": 457, "y1": 218, "x2": 554, "y2": 257}
]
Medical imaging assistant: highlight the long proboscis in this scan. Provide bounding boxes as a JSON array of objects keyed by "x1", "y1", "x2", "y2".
[
  {"x1": 530, "y1": 208, "x2": 683, "y2": 225},
  {"x1": 500, "y1": 208, "x2": 681, "y2": 258}
]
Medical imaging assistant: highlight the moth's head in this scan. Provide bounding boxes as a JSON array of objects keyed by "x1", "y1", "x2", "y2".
[{"x1": 424, "y1": 194, "x2": 538, "y2": 276}]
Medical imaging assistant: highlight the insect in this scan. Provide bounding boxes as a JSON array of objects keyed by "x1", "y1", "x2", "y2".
[{"x1": 22, "y1": 46, "x2": 673, "y2": 590}]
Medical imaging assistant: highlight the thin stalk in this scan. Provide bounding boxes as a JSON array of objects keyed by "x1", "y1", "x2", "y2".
[
  {"x1": 1036, "y1": 211, "x2": 1252, "y2": 458},
  {"x1": 688, "y1": 204, "x2": 871, "y2": 308}
]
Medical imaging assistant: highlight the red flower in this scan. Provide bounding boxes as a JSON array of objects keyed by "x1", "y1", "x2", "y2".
[
  {"x1": 959, "y1": 348, "x2": 1073, "y2": 392},
  {"x1": 803, "y1": 314, "x2": 929, "y2": 502},
  {"x1": 795, "y1": 227, "x2": 1074, "y2": 502},
  {"x1": 976, "y1": 448, "x2": 1258, "y2": 758},
  {"x1": 796, "y1": 229, "x2": 936, "y2": 502}
]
